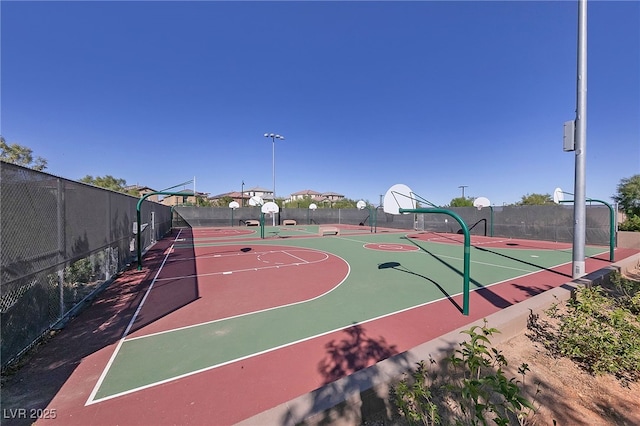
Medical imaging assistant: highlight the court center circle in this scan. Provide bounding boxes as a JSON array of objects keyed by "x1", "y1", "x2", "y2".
[{"x1": 363, "y1": 243, "x2": 419, "y2": 252}]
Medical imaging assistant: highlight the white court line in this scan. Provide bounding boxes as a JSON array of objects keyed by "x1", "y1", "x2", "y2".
[
  {"x1": 166, "y1": 247, "x2": 321, "y2": 263},
  {"x1": 123, "y1": 253, "x2": 350, "y2": 341},
  {"x1": 154, "y1": 249, "x2": 328, "y2": 281},
  {"x1": 346, "y1": 233, "x2": 579, "y2": 274},
  {"x1": 165, "y1": 248, "x2": 272, "y2": 263},
  {"x1": 282, "y1": 250, "x2": 313, "y2": 264},
  {"x1": 89, "y1": 251, "x2": 586, "y2": 405},
  {"x1": 89, "y1": 243, "x2": 608, "y2": 404},
  {"x1": 85, "y1": 229, "x2": 183, "y2": 406}
]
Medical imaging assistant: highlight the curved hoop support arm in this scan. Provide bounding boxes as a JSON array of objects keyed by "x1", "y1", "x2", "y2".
[
  {"x1": 391, "y1": 190, "x2": 439, "y2": 209},
  {"x1": 400, "y1": 208, "x2": 471, "y2": 315},
  {"x1": 558, "y1": 198, "x2": 615, "y2": 262},
  {"x1": 136, "y1": 191, "x2": 194, "y2": 270}
]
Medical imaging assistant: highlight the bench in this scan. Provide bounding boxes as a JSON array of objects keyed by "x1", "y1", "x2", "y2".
[
  {"x1": 283, "y1": 219, "x2": 297, "y2": 226},
  {"x1": 246, "y1": 220, "x2": 260, "y2": 226},
  {"x1": 319, "y1": 226, "x2": 340, "y2": 236}
]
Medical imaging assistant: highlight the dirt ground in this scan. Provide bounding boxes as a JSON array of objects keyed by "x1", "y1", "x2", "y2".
[
  {"x1": 498, "y1": 327, "x2": 640, "y2": 425},
  {"x1": 495, "y1": 267, "x2": 640, "y2": 426}
]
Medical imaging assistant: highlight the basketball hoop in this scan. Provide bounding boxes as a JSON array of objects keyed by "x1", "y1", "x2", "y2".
[{"x1": 473, "y1": 196, "x2": 491, "y2": 211}]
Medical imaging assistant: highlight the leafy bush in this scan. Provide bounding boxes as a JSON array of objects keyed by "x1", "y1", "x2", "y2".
[
  {"x1": 393, "y1": 321, "x2": 536, "y2": 425},
  {"x1": 64, "y1": 258, "x2": 94, "y2": 284},
  {"x1": 542, "y1": 273, "x2": 640, "y2": 384},
  {"x1": 619, "y1": 215, "x2": 640, "y2": 232}
]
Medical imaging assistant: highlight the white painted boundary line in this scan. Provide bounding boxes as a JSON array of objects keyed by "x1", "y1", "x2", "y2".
[
  {"x1": 166, "y1": 247, "x2": 276, "y2": 263},
  {"x1": 88, "y1": 251, "x2": 584, "y2": 405},
  {"x1": 282, "y1": 250, "x2": 313, "y2": 264},
  {"x1": 87, "y1": 254, "x2": 354, "y2": 404},
  {"x1": 87, "y1": 230, "x2": 609, "y2": 405},
  {"x1": 154, "y1": 249, "x2": 329, "y2": 282},
  {"x1": 125, "y1": 251, "x2": 346, "y2": 341},
  {"x1": 85, "y1": 229, "x2": 184, "y2": 406},
  {"x1": 342, "y1": 234, "x2": 581, "y2": 275}
]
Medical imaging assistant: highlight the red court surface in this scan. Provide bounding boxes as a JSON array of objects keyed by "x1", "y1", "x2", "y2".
[
  {"x1": 126, "y1": 244, "x2": 349, "y2": 337},
  {"x1": 3, "y1": 228, "x2": 638, "y2": 426}
]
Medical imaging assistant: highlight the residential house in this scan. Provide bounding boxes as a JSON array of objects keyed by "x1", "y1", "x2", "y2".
[
  {"x1": 289, "y1": 189, "x2": 322, "y2": 202},
  {"x1": 320, "y1": 192, "x2": 345, "y2": 202},
  {"x1": 160, "y1": 189, "x2": 209, "y2": 206},
  {"x1": 287, "y1": 190, "x2": 345, "y2": 205},
  {"x1": 244, "y1": 186, "x2": 274, "y2": 203},
  {"x1": 209, "y1": 191, "x2": 246, "y2": 207},
  {"x1": 124, "y1": 185, "x2": 160, "y2": 202}
]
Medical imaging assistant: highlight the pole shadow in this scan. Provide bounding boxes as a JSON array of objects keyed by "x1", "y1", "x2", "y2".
[
  {"x1": 377, "y1": 261, "x2": 463, "y2": 313},
  {"x1": 401, "y1": 236, "x2": 514, "y2": 309},
  {"x1": 474, "y1": 246, "x2": 572, "y2": 279},
  {"x1": 459, "y1": 218, "x2": 487, "y2": 236}
]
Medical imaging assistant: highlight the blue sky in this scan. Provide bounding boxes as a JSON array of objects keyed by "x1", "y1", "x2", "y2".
[{"x1": 2, "y1": 1, "x2": 638, "y2": 206}]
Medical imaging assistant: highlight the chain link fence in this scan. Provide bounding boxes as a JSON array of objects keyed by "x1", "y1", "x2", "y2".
[
  {"x1": 174, "y1": 204, "x2": 612, "y2": 246},
  {"x1": 173, "y1": 206, "x2": 416, "y2": 229},
  {"x1": 1, "y1": 163, "x2": 172, "y2": 370},
  {"x1": 415, "y1": 205, "x2": 611, "y2": 245}
]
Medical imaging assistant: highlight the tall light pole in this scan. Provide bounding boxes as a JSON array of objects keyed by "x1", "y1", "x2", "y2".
[
  {"x1": 264, "y1": 133, "x2": 284, "y2": 225},
  {"x1": 572, "y1": 0, "x2": 588, "y2": 278},
  {"x1": 458, "y1": 185, "x2": 468, "y2": 198}
]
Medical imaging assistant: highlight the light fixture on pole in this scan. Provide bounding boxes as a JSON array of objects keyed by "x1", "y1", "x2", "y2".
[
  {"x1": 263, "y1": 133, "x2": 285, "y2": 226},
  {"x1": 458, "y1": 185, "x2": 468, "y2": 198}
]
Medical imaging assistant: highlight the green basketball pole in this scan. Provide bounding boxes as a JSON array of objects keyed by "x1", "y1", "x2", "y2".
[
  {"x1": 489, "y1": 205, "x2": 494, "y2": 237},
  {"x1": 559, "y1": 198, "x2": 615, "y2": 262},
  {"x1": 136, "y1": 191, "x2": 197, "y2": 270},
  {"x1": 400, "y1": 207, "x2": 471, "y2": 315}
]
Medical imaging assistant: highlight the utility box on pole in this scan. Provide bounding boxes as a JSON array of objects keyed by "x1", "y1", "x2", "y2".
[{"x1": 563, "y1": 120, "x2": 576, "y2": 151}]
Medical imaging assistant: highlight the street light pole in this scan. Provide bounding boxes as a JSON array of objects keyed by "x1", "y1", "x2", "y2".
[
  {"x1": 572, "y1": 0, "x2": 588, "y2": 278},
  {"x1": 264, "y1": 133, "x2": 284, "y2": 225},
  {"x1": 458, "y1": 185, "x2": 468, "y2": 198}
]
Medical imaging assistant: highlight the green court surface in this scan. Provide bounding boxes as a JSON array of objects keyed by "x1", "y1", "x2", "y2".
[{"x1": 91, "y1": 229, "x2": 606, "y2": 402}]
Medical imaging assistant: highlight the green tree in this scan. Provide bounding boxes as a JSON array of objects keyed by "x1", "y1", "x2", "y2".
[
  {"x1": 448, "y1": 197, "x2": 474, "y2": 207},
  {"x1": 213, "y1": 195, "x2": 233, "y2": 207},
  {"x1": 0, "y1": 135, "x2": 48, "y2": 171},
  {"x1": 517, "y1": 193, "x2": 553, "y2": 205},
  {"x1": 197, "y1": 197, "x2": 213, "y2": 207},
  {"x1": 332, "y1": 198, "x2": 359, "y2": 209},
  {"x1": 79, "y1": 175, "x2": 136, "y2": 194},
  {"x1": 288, "y1": 196, "x2": 315, "y2": 209},
  {"x1": 613, "y1": 174, "x2": 640, "y2": 217},
  {"x1": 614, "y1": 175, "x2": 640, "y2": 231}
]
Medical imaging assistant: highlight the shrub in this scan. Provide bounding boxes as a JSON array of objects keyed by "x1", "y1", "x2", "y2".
[
  {"x1": 393, "y1": 321, "x2": 536, "y2": 425},
  {"x1": 542, "y1": 273, "x2": 640, "y2": 384},
  {"x1": 619, "y1": 215, "x2": 640, "y2": 232}
]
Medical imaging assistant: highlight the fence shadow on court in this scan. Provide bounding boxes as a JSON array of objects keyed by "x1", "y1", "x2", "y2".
[
  {"x1": 0, "y1": 234, "x2": 188, "y2": 426},
  {"x1": 128, "y1": 229, "x2": 200, "y2": 333},
  {"x1": 279, "y1": 324, "x2": 413, "y2": 425}
]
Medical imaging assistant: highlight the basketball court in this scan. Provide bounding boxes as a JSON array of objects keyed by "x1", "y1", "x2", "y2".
[{"x1": 29, "y1": 208, "x2": 636, "y2": 425}]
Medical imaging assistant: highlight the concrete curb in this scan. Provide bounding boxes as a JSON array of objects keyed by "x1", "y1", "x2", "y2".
[{"x1": 237, "y1": 253, "x2": 640, "y2": 426}]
